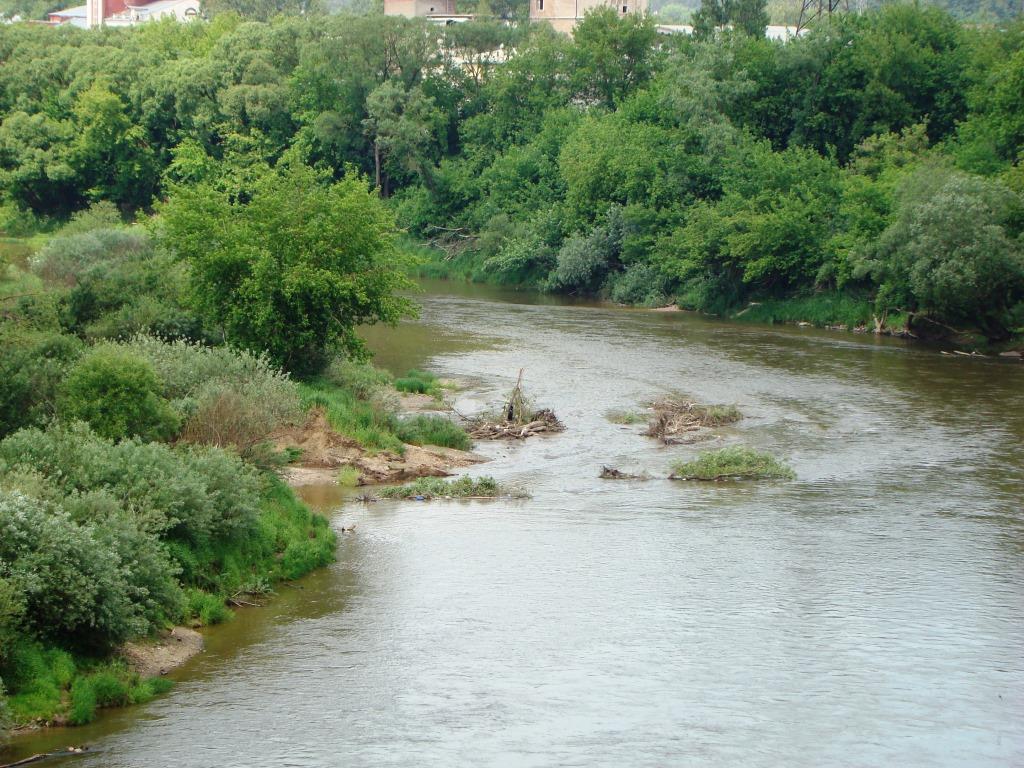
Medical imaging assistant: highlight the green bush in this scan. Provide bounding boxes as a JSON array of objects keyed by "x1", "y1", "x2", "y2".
[
  {"x1": 0, "y1": 492, "x2": 176, "y2": 650},
  {"x1": 322, "y1": 358, "x2": 393, "y2": 400},
  {"x1": 0, "y1": 642, "x2": 75, "y2": 724},
  {"x1": 30, "y1": 228, "x2": 149, "y2": 286},
  {"x1": 0, "y1": 677, "x2": 11, "y2": 743},
  {"x1": 0, "y1": 423, "x2": 262, "y2": 544},
  {"x1": 68, "y1": 663, "x2": 171, "y2": 725},
  {"x1": 59, "y1": 347, "x2": 180, "y2": 442},
  {"x1": 113, "y1": 336, "x2": 303, "y2": 454},
  {"x1": 395, "y1": 415, "x2": 471, "y2": 451}
]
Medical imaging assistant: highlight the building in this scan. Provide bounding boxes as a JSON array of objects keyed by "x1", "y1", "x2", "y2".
[
  {"x1": 47, "y1": 0, "x2": 199, "y2": 28},
  {"x1": 530, "y1": 0, "x2": 647, "y2": 34},
  {"x1": 382, "y1": 0, "x2": 474, "y2": 23},
  {"x1": 655, "y1": 23, "x2": 801, "y2": 39}
]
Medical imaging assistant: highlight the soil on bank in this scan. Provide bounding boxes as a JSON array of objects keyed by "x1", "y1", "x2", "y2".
[
  {"x1": 276, "y1": 410, "x2": 486, "y2": 487},
  {"x1": 120, "y1": 628, "x2": 203, "y2": 678}
]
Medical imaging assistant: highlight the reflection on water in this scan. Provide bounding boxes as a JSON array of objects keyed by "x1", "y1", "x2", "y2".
[{"x1": 6, "y1": 281, "x2": 1024, "y2": 767}]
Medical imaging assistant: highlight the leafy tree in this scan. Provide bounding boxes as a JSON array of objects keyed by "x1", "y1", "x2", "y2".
[
  {"x1": 0, "y1": 112, "x2": 78, "y2": 216},
  {"x1": 70, "y1": 83, "x2": 159, "y2": 212},
  {"x1": 692, "y1": 0, "x2": 767, "y2": 38},
  {"x1": 363, "y1": 81, "x2": 444, "y2": 195},
  {"x1": 159, "y1": 164, "x2": 417, "y2": 373},
  {"x1": 859, "y1": 166, "x2": 1024, "y2": 338},
  {"x1": 572, "y1": 8, "x2": 658, "y2": 108}
]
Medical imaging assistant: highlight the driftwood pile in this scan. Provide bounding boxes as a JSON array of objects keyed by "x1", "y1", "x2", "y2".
[
  {"x1": 469, "y1": 408, "x2": 564, "y2": 440},
  {"x1": 468, "y1": 370, "x2": 565, "y2": 440},
  {"x1": 644, "y1": 396, "x2": 741, "y2": 444}
]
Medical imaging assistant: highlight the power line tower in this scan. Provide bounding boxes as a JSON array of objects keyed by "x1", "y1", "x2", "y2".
[{"x1": 796, "y1": 0, "x2": 849, "y2": 34}]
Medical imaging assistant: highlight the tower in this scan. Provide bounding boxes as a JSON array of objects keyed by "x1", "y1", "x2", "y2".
[{"x1": 796, "y1": 0, "x2": 848, "y2": 34}]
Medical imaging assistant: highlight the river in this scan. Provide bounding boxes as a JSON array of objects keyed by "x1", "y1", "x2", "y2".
[{"x1": 6, "y1": 281, "x2": 1024, "y2": 767}]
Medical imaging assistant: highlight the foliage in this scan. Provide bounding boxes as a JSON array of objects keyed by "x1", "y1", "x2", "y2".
[
  {"x1": 858, "y1": 166, "x2": 1024, "y2": 337},
  {"x1": 58, "y1": 346, "x2": 181, "y2": 442},
  {"x1": 321, "y1": 358, "x2": 393, "y2": 400},
  {"x1": 0, "y1": 422, "x2": 261, "y2": 542},
  {"x1": 0, "y1": 329, "x2": 82, "y2": 438},
  {"x1": 159, "y1": 164, "x2": 417, "y2": 374},
  {"x1": 114, "y1": 335, "x2": 304, "y2": 453},
  {"x1": 0, "y1": 491, "x2": 177, "y2": 650},
  {"x1": 395, "y1": 415, "x2": 471, "y2": 451},
  {"x1": 377, "y1": 475, "x2": 503, "y2": 499},
  {"x1": 671, "y1": 445, "x2": 795, "y2": 480}
]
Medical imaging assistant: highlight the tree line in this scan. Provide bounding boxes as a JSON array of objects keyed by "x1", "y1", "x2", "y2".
[{"x1": 1, "y1": 6, "x2": 1022, "y2": 339}]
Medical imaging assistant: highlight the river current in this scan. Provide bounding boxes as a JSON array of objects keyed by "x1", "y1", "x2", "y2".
[{"x1": 6, "y1": 281, "x2": 1024, "y2": 767}]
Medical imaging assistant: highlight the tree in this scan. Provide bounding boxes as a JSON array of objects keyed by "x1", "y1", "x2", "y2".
[
  {"x1": 859, "y1": 167, "x2": 1024, "y2": 338},
  {"x1": 70, "y1": 83, "x2": 159, "y2": 212},
  {"x1": 159, "y1": 164, "x2": 417, "y2": 373},
  {"x1": 572, "y1": 8, "x2": 658, "y2": 109},
  {"x1": 692, "y1": 0, "x2": 767, "y2": 39},
  {"x1": 363, "y1": 81, "x2": 443, "y2": 195}
]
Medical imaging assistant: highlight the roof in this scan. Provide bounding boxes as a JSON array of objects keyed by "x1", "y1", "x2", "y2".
[{"x1": 49, "y1": 3, "x2": 87, "y2": 17}]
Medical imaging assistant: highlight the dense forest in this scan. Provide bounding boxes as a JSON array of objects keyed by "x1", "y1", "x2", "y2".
[{"x1": 0, "y1": 6, "x2": 1023, "y2": 342}]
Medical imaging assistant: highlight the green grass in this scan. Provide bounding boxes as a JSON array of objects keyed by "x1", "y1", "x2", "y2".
[
  {"x1": 167, "y1": 476, "x2": 336, "y2": 603},
  {"x1": 0, "y1": 642, "x2": 174, "y2": 728},
  {"x1": 394, "y1": 369, "x2": 443, "y2": 398},
  {"x1": 698, "y1": 404, "x2": 742, "y2": 426},
  {"x1": 605, "y1": 409, "x2": 646, "y2": 425},
  {"x1": 298, "y1": 380, "x2": 405, "y2": 455},
  {"x1": 321, "y1": 358, "x2": 392, "y2": 400},
  {"x1": 733, "y1": 294, "x2": 874, "y2": 330},
  {"x1": 395, "y1": 414, "x2": 471, "y2": 451},
  {"x1": 337, "y1": 465, "x2": 361, "y2": 487},
  {"x1": 377, "y1": 475, "x2": 505, "y2": 499},
  {"x1": 671, "y1": 446, "x2": 795, "y2": 481}
]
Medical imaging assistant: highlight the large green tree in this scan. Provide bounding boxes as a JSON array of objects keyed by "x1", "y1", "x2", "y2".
[{"x1": 158, "y1": 164, "x2": 416, "y2": 373}]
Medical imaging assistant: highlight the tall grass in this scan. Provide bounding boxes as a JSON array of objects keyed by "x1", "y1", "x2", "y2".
[
  {"x1": 734, "y1": 294, "x2": 873, "y2": 329},
  {"x1": 395, "y1": 415, "x2": 471, "y2": 450},
  {"x1": 394, "y1": 369, "x2": 442, "y2": 397}
]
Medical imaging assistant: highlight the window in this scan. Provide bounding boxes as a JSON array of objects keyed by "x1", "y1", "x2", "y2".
[
  {"x1": 622, "y1": 3, "x2": 627, "y2": 10},
  {"x1": 538, "y1": 0, "x2": 543, "y2": 10}
]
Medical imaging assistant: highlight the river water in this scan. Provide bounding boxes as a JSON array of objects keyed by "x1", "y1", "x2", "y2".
[{"x1": 6, "y1": 281, "x2": 1024, "y2": 767}]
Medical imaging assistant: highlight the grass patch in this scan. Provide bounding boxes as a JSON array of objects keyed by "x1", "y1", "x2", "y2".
[
  {"x1": 670, "y1": 446, "x2": 795, "y2": 481},
  {"x1": 605, "y1": 409, "x2": 646, "y2": 425},
  {"x1": 337, "y1": 465, "x2": 361, "y2": 487},
  {"x1": 733, "y1": 294, "x2": 873, "y2": 330},
  {"x1": 320, "y1": 358, "x2": 393, "y2": 400},
  {"x1": 0, "y1": 641, "x2": 175, "y2": 728},
  {"x1": 395, "y1": 414, "x2": 471, "y2": 451},
  {"x1": 394, "y1": 369, "x2": 443, "y2": 398},
  {"x1": 298, "y1": 380, "x2": 405, "y2": 455},
  {"x1": 376, "y1": 475, "x2": 510, "y2": 500}
]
